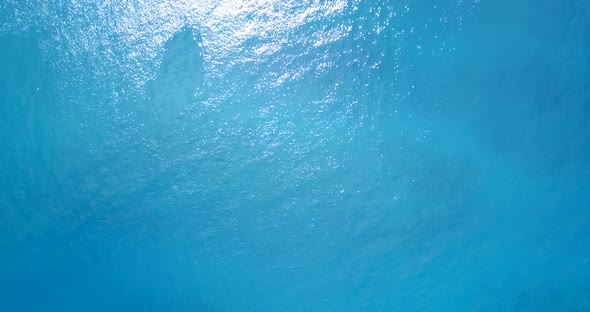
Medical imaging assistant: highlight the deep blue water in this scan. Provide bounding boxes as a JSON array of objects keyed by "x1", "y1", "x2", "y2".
[{"x1": 1, "y1": 0, "x2": 590, "y2": 311}]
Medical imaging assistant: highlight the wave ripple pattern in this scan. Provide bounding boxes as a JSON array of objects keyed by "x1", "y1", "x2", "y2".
[{"x1": 1, "y1": 0, "x2": 589, "y2": 311}]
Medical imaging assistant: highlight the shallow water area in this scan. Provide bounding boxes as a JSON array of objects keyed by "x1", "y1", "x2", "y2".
[{"x1": 1, "y1": 0, "x2": 590, "y2": 311}]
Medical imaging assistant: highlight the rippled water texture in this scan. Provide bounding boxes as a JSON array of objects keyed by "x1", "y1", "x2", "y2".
[{"x1": 1, "y1": 0, "x2": 590, "y2": 311}]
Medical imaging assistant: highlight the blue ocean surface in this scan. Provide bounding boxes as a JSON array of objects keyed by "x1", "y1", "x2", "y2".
[{"x1": 1, "y1": 0, "x2": 590, "y2": 311}]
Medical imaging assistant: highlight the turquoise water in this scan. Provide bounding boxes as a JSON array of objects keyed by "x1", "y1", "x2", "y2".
[{"x1": 1, "y1": 0, "x2": 590, "y2": 310}]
